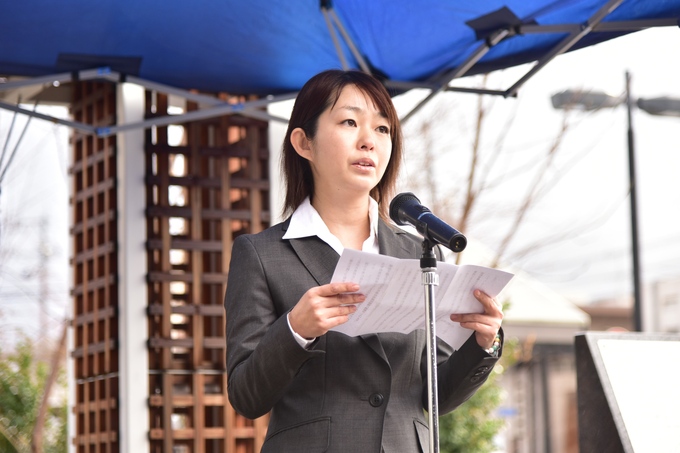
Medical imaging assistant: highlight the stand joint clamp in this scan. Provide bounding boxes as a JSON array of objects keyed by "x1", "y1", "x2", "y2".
[{"x1": 421, "y1": 271, "x2": 439, "y2": 286}]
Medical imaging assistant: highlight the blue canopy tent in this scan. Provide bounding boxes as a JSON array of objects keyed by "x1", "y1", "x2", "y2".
[{"x1": 1, "y1": 0, "x2": 679, "y2": 135}]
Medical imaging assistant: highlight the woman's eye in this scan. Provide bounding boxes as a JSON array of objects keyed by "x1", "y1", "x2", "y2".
[
  {"x1": 343, "y1": 119, "x2": 357, "y2": 126},
  {"x1": 377, "y1": 125, "x2": 390, "y2": 134}
]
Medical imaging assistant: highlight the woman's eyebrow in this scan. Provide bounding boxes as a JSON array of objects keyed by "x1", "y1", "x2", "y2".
[
  {"x1": 337, "y1": 104, "x2": 362, "y2": 112},
  {"x1": 337, "y1": 104, "x2": 387, "y2": 118}
]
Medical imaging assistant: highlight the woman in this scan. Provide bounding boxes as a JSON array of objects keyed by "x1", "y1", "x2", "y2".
[{"x1": 225, "y1": 69, "x2": 503, "y2": 453}]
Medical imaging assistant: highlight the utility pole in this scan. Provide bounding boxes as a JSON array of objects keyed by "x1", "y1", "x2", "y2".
[{"x1": 38, "y1": 217, "x2": 50, "y2": 338}]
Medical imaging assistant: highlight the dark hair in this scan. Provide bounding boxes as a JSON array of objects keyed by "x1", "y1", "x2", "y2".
[{"x1": 281, "y1": 69, "x2": 403, "y2": 220}]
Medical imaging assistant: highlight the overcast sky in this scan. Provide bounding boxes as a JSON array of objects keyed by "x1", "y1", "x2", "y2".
[
  {"x1": 0, "y1": 104, "x2": 70, "y2": 347},
  {"x1": 450, "y1": 26, "x2": 680, "y2": 304}
]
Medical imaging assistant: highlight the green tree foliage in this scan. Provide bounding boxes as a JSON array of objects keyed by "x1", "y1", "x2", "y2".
[
  {"x1": 439, "y1": 336, "x2": 518, "y2": 453},
  {"x1": 439, "y1": 368, "x2": 504, "y2": 453},
  {"x1": 0, "y1": 337, "x2": 67, "y2": 452}
]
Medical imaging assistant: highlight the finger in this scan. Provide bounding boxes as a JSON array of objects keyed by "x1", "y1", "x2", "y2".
[
  {"x1": 327, "y1": 303, "x2": 359, "y2": 319},
  {"x1": 457, "y1": 320, "x2": 498, "y2": 337},
  {"x1": 320, "y1": 312, "x2": 355, "y2": 330},
  {"x1": 473, "y1": 289, "x2": 502, "y2": 314},
  {"x1": 450, "y1": 313, "x2": 501, "y2": 330},
  {"x1": 335, "y1": 292, "x2": 366, "y2": 306},
  {"x1": 312, "y1": 291, "x2": 365, "y2": 309},
  {"x1": 458, "y1": 319, "x2": 498, "y2": 331},
  {"x1": 313, "y1": 304, "x2": 360, "y2": 333},
  {"x1": 317, "y1": 282, "x2": 360, "y2": 297}
]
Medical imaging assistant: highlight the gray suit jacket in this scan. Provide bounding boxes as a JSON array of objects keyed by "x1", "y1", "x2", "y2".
[{"x1": 225, "y1": 219, "x2": 500, "y2": 453}]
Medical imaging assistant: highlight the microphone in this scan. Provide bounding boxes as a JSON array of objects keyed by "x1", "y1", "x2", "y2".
[{"x1": 389, "y1": 192, "x2": 467, "y2": 252}]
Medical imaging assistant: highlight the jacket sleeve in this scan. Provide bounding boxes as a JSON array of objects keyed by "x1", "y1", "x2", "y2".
[
  {"x1": 423, "y1": 243, "x2": 502, "y2": 414},
  {"x1": 426, "y1": 329, "x2": 503, "y2": 414},
  {"x1": 225, "y1": 234, "x2": 323, "y2": 419}
]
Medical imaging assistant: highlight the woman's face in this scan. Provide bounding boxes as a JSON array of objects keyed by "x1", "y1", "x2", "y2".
[{"x1": 294, "y1": 84, "x2": 393, "y2": 199}]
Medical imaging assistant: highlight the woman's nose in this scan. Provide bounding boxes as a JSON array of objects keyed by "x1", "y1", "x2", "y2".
[{"x1": 358, "y1": 129, "x2": 375, "y2": 150}]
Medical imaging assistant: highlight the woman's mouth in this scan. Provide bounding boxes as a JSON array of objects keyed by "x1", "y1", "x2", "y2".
[{"x1": 353, "y1": 158, "x2": 375, "y2": 169}]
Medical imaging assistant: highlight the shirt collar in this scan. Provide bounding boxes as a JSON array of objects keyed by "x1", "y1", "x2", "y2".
[{"x1": 283, "y1": 196, "x2": 380, "y2": 255}]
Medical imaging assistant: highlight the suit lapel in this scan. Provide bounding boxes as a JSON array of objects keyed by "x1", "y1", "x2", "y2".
[
  {"x1": 284, "y1": 216, "x2": 340, "y2": 286},
  {"x1": 378, "y1": 220, "x2": 420, "y2": 259}
]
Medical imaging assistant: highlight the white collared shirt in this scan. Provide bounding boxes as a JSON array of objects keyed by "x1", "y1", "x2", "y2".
[
  {"x1": 283, "y1": 196, "x2": 380, "y2": 347},
  {"x1": 282, "y1": 196, "x2": 380, "y2": 255}
]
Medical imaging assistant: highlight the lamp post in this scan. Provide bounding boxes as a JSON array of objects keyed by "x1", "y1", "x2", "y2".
[
  {"x1": 624, "y1": 71, "x2": 642, "y2": 333},
  {"x1": 551, "y1": 71, "x2": 680, "y2": 332}
]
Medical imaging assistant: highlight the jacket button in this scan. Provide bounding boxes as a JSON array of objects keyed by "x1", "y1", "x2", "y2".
[{"x1": 369, "y1": 393, "x2": 384, "y2": 407}]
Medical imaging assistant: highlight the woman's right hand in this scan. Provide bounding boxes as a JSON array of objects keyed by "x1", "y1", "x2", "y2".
[{"x1": 288, "y1": 282, "x2": 365, "y2": 339}]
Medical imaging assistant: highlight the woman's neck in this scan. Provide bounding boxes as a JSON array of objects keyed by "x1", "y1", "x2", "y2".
[{"x1": 312, "y1": 192, "x2": 371, "y2": 250}]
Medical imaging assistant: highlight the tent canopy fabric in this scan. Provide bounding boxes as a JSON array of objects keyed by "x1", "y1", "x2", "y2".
[
  {"x1": 1, "y1": 0, "x2": 679, "y2": 136},
  {"x1": 2, "y1": 0, "x2": 679, "y2": 96}
]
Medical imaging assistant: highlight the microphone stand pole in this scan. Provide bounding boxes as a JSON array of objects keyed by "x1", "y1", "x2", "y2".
[{"x1": 421, "y1": 238, "x2": 440, "y2": 453}]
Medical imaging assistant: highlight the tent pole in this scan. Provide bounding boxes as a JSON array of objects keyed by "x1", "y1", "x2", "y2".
[
  {"x1": 321, "y1": 7, "x2": 350, "y2": 70},
  {"x1": 384, "y1": 17, "x2": 677, "y2": 105},
  {"x1": 0, "y1": 69, "x2": 296, "y2": 135},
  {"x1": 401, "y1": 28, "x2": 510, "y2": 123},
  {"x1": 93, "y1": 92, "x2": 297, "y2": 137},
  {"x1": 325, "y1": 7, "x2": 372, "y2": 74},
  {"x1": 520, "y1": 17, "x2": 680, "y2": 34},
  {"x1": 505, "y1": 0, "x2": 624, "y2": 97},
  {"x1": 0, "y1": 98, "x2": 40, "y2": 184},
  {"x1": 0, "y1": 100, "x2": 97, "y2": 134},
  {"x1": 0, "y1": 72, "x2": 74, "y2": 91}
]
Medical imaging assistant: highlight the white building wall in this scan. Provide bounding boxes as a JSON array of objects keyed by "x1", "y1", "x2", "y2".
[{"x1": 644, "y1": 277, "x2": 680, "y2": 333}]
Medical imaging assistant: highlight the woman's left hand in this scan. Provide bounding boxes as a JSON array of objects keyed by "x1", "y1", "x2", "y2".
[{"x1": 449, "y1": 289, "x2": 503, "y2": 350}]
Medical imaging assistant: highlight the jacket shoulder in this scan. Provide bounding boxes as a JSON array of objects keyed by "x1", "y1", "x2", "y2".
[{"x1": 233, "y1": 220, "x2": 288, "y2": 247}]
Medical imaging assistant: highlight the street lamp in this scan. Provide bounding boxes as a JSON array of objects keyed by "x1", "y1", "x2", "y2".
[{"x1": 551, "y1": 71, "x2": 680, "y2": 332}]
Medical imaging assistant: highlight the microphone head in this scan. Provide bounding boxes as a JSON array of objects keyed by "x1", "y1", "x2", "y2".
[
  {"x1": 389, "y1": 192, "x2": 421, "y2": 226},
  {"x1": 448, "y1": 234, "x2": 467, "y2": 253},
  {"x1": 390, "y1": 192, "x2": 467, "y2": 253}
]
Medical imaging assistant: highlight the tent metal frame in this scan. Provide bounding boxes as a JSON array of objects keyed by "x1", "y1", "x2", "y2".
[
  {"x1": 0, "y1": 67, "x2": 295, "y2": 137},
  {"x1": 0, "y1": 0, "x2": 678, "y2": 136},
  {"x1": 324, "y1": 0, "x2": 677, "y2": 121}
]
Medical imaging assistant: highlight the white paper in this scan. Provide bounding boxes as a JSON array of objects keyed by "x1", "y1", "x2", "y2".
[{"x1": 330, "y1": 248, "x2": 514, "y2": 350}]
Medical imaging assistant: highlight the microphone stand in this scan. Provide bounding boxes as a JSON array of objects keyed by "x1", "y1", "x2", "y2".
[{"x1": 420, "y1": 238, "x2": 440, "y2": 453}]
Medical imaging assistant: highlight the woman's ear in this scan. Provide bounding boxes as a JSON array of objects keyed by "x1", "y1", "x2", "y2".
[{"x1": 290, "y1": 128, "x2": 313, "y2": 161}]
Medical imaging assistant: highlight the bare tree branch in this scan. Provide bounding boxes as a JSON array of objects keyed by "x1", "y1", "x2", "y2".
[
  {"x1": 490, "y1": 111, "x2": 570, "y2": 267},
  {"x1": 401, "y1": 70, "x2": 585, "y2": 270}
]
